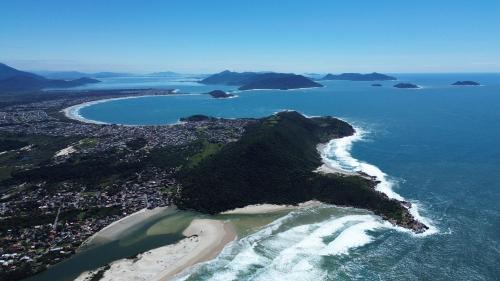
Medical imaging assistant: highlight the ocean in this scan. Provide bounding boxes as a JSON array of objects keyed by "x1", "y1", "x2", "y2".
[{"x1": 39, "y1": 73, "x2": 500, "y2": 280}]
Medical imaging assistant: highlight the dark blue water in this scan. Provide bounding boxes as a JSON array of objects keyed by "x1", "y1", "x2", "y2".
[{"x1": 78, "y1": 74, "x2": 500, "y2": 280}]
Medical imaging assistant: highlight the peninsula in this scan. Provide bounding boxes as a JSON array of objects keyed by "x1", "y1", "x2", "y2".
[
  {"x1": 200, "y1": 70, "x2": 323, "y2": 90},
  {"x1": 321, "y1": 72, "x2": 396, "y2": 81},
  {"x1": 175, "y1": 111, "x2": 427, "y2": 232}
]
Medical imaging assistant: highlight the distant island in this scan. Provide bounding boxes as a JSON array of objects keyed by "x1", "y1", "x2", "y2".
[
  {"x1": 179, "y1": 114, "x2": 216, "y2": 122},
  {"x1": 452, "y1": 81, "x2": 480, "y2": 86},
  {"x1": 0, "y1": 63, "x2": 101, "y2": 92},
  {"x1": 372, "y1": 83, "x2": 382, "y2": 87},
  {"x1": 394, "y1": 83, "x2": 420, "y2": 89},
  {"x1": 321, "y1": 72, "x2": 396, "y2": 81},
  {"x1": 205, "y1": 90, "x2": 234, "y2": 98},
  {"x1": 200, "y1": 70, "x2": 323, "y2": 90},
  {"x1": 175, "y1": 111, "x2": 427, "y2": 233}
]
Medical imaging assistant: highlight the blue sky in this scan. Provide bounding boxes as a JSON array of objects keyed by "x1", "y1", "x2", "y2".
[{"x1": 1, "y1": 0, "x2": 499, "y2": 73}]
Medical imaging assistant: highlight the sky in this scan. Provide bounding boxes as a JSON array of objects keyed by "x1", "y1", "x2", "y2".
[{"x1": 1, "y1": 0, "x2": 499, "y2": 73}]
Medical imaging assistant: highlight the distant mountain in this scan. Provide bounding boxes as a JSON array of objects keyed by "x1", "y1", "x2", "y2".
[
  {"x1": 0, "y1": 63, "x2": 45, "y2": 80},
  {"x1": 200, "y1": 70, "x2": 323, "y2": 90},
  {"x1": 91, "y1": 72, "x2": 132, "y2": 78},
  {"x1": 148, "y1": 71, "x2": 180, "y2": 77},
  {"x1": 34, "y1": 71, "x2": 90, "y2": 80},
  {"x1": 35, "y1": 70, "x2": 133, "y2": 79},
  {"x1": 452, "y1": 81, "x2": 480, "y2": 86},
  {"x1": 321, "y1": 72, "x2": 396, "y2": 81},
  {"x1": 199, "y1": 70, "x2": 262, "y2": 86},
  {"x1": 0, "y1": 63, "x2": 101, "y2": 92}
]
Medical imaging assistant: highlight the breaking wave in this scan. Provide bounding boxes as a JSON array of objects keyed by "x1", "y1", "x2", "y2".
[{"x1": 319, "y1": 127, "x2": 437, "y2": 236}]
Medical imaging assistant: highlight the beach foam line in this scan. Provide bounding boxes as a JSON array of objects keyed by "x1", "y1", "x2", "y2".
[
  {"x1": 175, "y1": 209, "x2": 396, "y2": 281},
  {"x1": 318, "y1": 126, "x2": 438, "y2": 236},
  {"x1": 62, "y1": 93, "x2": 202, "y2": 125},
  {"x1": 75, "y1": 219, "x2": 236, "y2": 281}
]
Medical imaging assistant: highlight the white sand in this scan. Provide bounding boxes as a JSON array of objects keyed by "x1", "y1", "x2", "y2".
[
  {"x1": 54, "y1": 145, "x2": 76, "y2": 157},
  {"x1": 81, "y1": 207, "x2": 168, "y2": 248},
  {"x1": 75, "y1": 219, "x2": 236, "y2": 281},
  {"x1": 221, "y1": 200, "x2": 321, "y2": 215}
]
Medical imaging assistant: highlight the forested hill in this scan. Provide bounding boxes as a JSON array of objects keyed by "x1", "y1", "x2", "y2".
[{"x1": 175, "y1": 111, "x2": 428, "y2": 233}]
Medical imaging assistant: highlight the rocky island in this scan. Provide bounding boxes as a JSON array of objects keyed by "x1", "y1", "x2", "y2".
[
  {"x1": 321, "y1": 72, "x2": 396, "y2": 81},
  {"x1": 372, "y1": 83, "x2": 382, "y2": 87},
  {"x1": 205, "y1": 90, "x2": 235, "y2": 98},
  {"x1": 200, "y1": 70, "x2": 323, "y2": 90},
  {"x1": 452, "y1": 81, "x2": 480, "y2": 86},
  {"x1": 394, "y1": 83, "x2": 420, "y2": 89}
]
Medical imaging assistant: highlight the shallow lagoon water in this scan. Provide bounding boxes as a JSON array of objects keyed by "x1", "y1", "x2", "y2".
[{"x1": 47, "y1": 73, "x2": 500, "y2": 280}]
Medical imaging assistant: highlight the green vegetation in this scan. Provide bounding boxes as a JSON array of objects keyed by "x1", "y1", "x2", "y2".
[
  {"x1": 186, "y1": 140, "x2": 223, "y2": 168},
  {"x1": 175, "y1": 111, "x2": 410, "y2": 226},
  {"x1": 0, "y1": 139, "x2": 27, "y2": 151},
  {"x1": 0, "y1": 135, "x2": 77, "y2": 183}
]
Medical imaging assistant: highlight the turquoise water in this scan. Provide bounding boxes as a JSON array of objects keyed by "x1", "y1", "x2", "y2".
[{"x1": 76, "y1": 74, "x2": 500, "y2": 280}]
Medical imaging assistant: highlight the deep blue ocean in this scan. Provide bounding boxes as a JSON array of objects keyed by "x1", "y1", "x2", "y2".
[{"x1": 74, "y1": 73, "x2": 500, "y2": 280}]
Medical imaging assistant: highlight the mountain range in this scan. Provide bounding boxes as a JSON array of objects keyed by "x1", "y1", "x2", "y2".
[{"x1": 0, "y1": 63, "x2": 100, "y2": 92}]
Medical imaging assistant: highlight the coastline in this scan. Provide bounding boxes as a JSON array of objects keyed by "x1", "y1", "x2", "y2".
[
  {"x1": 61, "y1": 93, "x2": 202, "y2": 125},
  {"x1": 75, "y1": 219, "x2": 237, "y2": 281},
  {"x1": 221, "y1": 200, "x2": 321, "y2": 215},
  {"x1": 80, "y1": 207, "x2": 169, "y2": 249}
]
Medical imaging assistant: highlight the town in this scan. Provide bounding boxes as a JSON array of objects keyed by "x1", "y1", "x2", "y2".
[{"x1": 0, "y1": 89, "x2": 254, "y2": 280}]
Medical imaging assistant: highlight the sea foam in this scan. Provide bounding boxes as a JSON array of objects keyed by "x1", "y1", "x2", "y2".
[
  {"x1": 175, "y1": 210, "x2": 393, "y2": 281},
  {"x1": 319, "y1": 126, "x2": 438, "y2": 236}
]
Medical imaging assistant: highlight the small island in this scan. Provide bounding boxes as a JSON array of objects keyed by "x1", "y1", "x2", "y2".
[
  {"x1": 179, "y1": 114, "x2": 216, "y2": 122},
  {"x1": 205, "y1": 90, "x2": 234, "y2": 99},
  {"x1": 452, "y1": 81, "x2": 480, "y2": 86},
  {"x1": 372, "y1": 83, "x2": 382, "y2": 87},
  {"x1": 321, "y1": 72, "x2": 396, "y2": 81},
  {"x1": 200, "y1": 70, "x2": 323, "y2": 90},
  {"x1": 394, "y1": 83, "x2": 420, "y2": 89}
]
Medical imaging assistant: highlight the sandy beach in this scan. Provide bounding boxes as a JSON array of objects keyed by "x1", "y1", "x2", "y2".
[
  {"x1": 75, "y1": 219, "x2": 236, "y2": 281},
  {"x1": 81, "y1": 207, "x2": 169, "y2": 248},
  {"x1": 221, "y1": 200, "x2": 321, "y2": 215}
]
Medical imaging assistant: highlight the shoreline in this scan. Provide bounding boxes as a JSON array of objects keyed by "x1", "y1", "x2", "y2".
[
  {"x1": 80, "y1": 207, "x2": 169, "y2": 249},
  {"x1": 75, "y1": 218, "x2": 237, "y2": 281},
  {"x1": 221, "y1": 200, "x2": 321, "y2": 215},
  {"x1": 61, "y1": 93, "x2": 202, "y2": 125}
]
